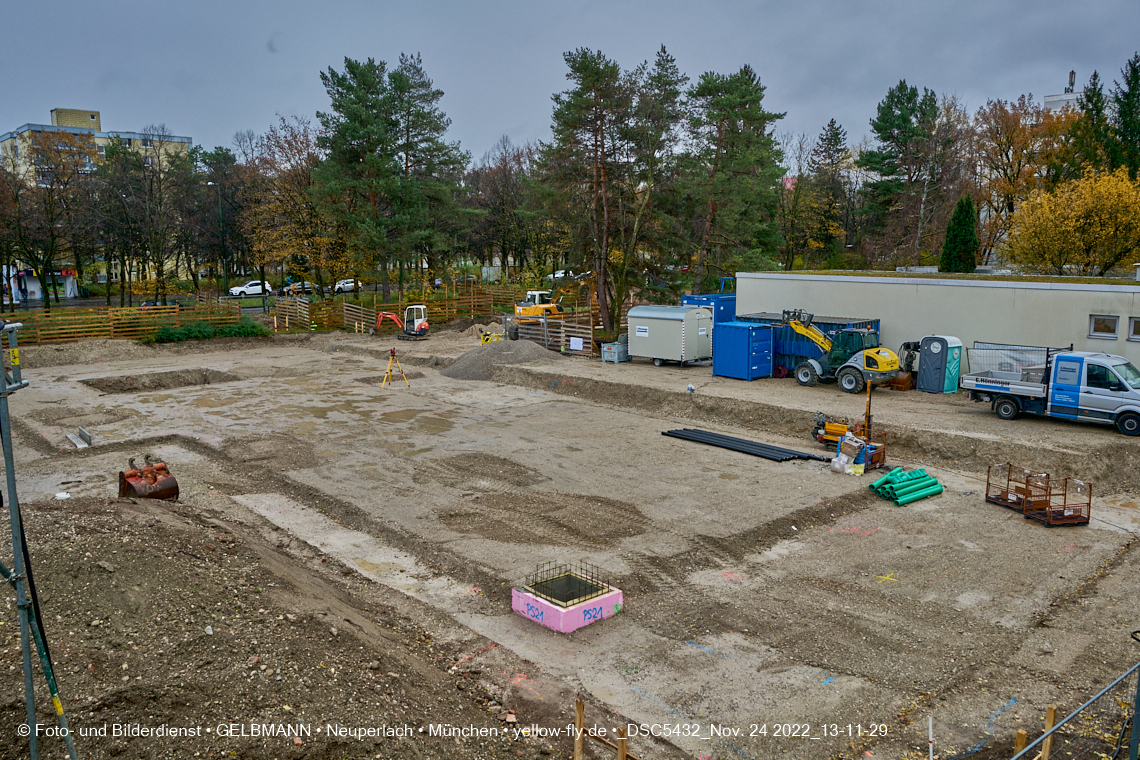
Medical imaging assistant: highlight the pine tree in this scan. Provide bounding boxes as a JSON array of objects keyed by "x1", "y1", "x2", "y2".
[
  {"x1": 939, "y1": 195, "x2": 978, "y2": 273},
  {"x1": 808, "y1": 119, "x2": 851, "y2": 260},
  {"x1": 1073, "y1": 71, "x2": 1114, "y2": 170},
  {"x1": 1111, "y1": 53, "x2": 1140, "y2": 179},
  {"x1": 855, "y1": 80, "x2": 939, "y2": 233},
  {"x1": 685, "y1": 64, "x2": 784, "y2": 293}
]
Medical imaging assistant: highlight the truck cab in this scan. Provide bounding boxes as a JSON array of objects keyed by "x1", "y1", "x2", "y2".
[{"x1": 1047, "y1": 353, "x2": 1140, "y2": 433}]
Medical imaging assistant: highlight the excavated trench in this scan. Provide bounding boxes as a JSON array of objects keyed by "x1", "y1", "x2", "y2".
[{"x1": 80, "y1": 368, "x2": 242, "y2": 394}]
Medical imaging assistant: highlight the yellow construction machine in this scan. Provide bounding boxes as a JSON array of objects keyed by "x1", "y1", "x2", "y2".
[
  {"x1": 784, "y1": 309, "x2": 900, "y2": 393},
  {"x1": 514, "y1": 290, "x2": 566, "y2": 324}
]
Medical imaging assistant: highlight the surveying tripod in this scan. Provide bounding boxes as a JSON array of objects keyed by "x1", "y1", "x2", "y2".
[
  {"x1": 382, "y1": 348, "x2": 410, "y2": 388},
  {"x1": 0, "y1": 322, "x2": 79, "y2": 759}
]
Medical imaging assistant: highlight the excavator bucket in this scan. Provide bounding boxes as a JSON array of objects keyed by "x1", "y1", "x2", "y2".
[{"x1": 118, "y1": 456, "x2": 179, "y2": 500}]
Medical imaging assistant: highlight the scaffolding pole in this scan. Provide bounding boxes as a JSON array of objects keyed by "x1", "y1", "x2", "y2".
[{"x1": 0, "y1": 322, "x2": 79, "y2": 760}]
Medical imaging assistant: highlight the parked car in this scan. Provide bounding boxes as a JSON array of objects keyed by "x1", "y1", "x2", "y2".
[
  {"x1": 334, "y1": 278, "x2": 362, "y2": 294},
  {"x1": 282, "y1": 281, "x2": 317, "y2": 296},
  {"x1": 229, "y1": 280, "x2": 271, "y2": 297}
]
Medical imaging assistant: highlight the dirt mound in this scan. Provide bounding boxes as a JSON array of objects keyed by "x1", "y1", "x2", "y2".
[
  {"x1": 440, "y1": 339, "x2": 561, "y2": 381},
  {"x1": 0, "y1": 496, "x2": 563, "y2": 760},
  {"x1": 81, "y1": 368, "x2": 241, "y2": 394},
  {"x1": 21, "y1": 338, "x2": 156, "y2": 368}
]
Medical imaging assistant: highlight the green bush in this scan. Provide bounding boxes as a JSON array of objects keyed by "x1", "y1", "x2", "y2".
[{"x1": 152, "y1": 317, "x2": 270, "y2": 344}]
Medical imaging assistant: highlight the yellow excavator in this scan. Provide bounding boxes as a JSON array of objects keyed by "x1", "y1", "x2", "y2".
[
  {"x1": 514, "y1": 290, "x2": 566, "y2": 324},
  {"x1": 784, "y1": 309, "x2": 900, "y2": 393}
]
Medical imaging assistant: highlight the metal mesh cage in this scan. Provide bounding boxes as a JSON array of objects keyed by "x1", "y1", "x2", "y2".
[
  {"x1": 967, "y1": 342, "x2": 1058, "y2": 376},
  {"x1": 1026, "y1": 477, "x2": 1093, "y2": 526},
  {"x1": 523, "y1": 561, "x2": 611, "y2": 608},
  {"x1": 985, "y1": 463, "x2": 1050, "y2": 513}
]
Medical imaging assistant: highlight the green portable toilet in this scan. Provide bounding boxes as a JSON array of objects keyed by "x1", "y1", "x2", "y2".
[{"x1": 916, "y1": 336, "x2": 963, "y2": 393}]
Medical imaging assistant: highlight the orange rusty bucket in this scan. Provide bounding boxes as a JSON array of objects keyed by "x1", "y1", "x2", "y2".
[{"x1": 118, "y1": 456, "x2": 179, "y2": 500}]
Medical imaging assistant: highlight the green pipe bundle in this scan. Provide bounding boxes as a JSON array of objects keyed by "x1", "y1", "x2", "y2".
[
  {"x1": 869, "y1": 467, "x2": 928, "y2": 496},
  {"x1": 894, "y1": 483, "x2": 944, "y2": 506},
  {"x1": 868, "y1": 467, "x2": 943, "y2": 506},
  {"x1": 882, "y1": 477, "x2": 939, "y2": 499}
]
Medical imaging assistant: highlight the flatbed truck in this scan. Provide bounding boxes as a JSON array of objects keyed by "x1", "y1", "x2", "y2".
[{"x1": 960, "y1": 349, "x2": 1140, "y2": 436}]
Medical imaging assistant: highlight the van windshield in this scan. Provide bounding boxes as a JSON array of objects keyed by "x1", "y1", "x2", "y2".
[{"x1": 1114, "y1": 362, "x2": 1140, "y2": 390}]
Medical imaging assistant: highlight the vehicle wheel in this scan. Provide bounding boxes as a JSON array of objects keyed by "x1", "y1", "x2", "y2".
[
  {"x1": 1116, "y1": 411, "x2": 1140, "y2": 436},
  {"x1": 794, "y1": 363, "x2": 818, "y2": 387},
  {"x1": 838, "y1": 368, "x2": 865, "y2": 394},
  {"x1": 653, "y1": 358, "x2": 664, "y2": 367},
  {"x1": 994, "y1": 397, "x2": 1020, "y2": 420}
]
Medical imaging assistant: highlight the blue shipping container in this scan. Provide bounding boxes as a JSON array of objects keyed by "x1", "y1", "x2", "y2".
[
  {"x1": 712, "y1": 321, "x2": 774, "y2": 380},
  {"x1": 736, "y1": 312, "x2": 880, "y2": 375},
  {"x1": 681, "y1": 294, "x2": 736, "y2": 323}
]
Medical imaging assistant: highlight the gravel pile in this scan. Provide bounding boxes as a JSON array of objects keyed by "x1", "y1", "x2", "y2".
[{"x1": 441, "y1": 338, "x2": 561, "y2": 381}]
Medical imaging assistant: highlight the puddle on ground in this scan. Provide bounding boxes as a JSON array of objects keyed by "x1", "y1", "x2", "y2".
[
  {"x1": 269, "y1": 401, "x2": 372, "y2": 420},
  {"x1": 356, "y1": 559, "x2": 404, "y2": 574},
  {"x1": 193, "y1": 396, "x2": 240, "y2": 408},
  {"x1": 719, "y1": 473, "x2": 740, "y2": 480},
  {"x1": 377, "y1": 408, "x2": 455, "y2": 434},
  {"x1": 379, "y1": 409, "x2": 431, "y2": 423},
  {"x1": 414, "y1": 417, "x2": 453, "y2": 434}
]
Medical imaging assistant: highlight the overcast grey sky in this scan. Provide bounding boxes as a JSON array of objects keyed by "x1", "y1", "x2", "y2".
[{"x1": 4, "y1": 1, "x2": 1138, "y2": 164}]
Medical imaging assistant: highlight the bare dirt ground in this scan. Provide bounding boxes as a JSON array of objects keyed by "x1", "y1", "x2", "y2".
[{"x1": 2, "y1": 329, "x2": 1139, "y2": 760}]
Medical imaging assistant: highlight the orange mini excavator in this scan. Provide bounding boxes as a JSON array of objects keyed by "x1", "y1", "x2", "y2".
[{"x1": 371, "y1": 304, "x2": 430, "y2": 341}]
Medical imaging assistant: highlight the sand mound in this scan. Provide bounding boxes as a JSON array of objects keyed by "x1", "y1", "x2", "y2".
[{"x1": 440, "y1": 339, "x2": 561, "y2": 381}]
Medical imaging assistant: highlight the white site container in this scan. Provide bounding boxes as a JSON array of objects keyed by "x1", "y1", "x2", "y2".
[{"x1": 627, "y1": 305, "x2": 713, "y2": 366}]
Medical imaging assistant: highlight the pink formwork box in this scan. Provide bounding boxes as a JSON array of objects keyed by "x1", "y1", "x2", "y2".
[{"x1": 512, "y1": 586, "x2": 624, "y2": 634}]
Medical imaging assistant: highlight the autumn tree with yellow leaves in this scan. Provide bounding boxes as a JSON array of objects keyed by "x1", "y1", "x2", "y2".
[
  {"x1": 240, "y1": 116, "x2": 346, "y2": 295},
  {"x1": 972, "y1": 96, "x2": 1078, "y2": 263},
  {"x1": 1006, "y1": 168, "x2": 1140, "y2": 276}
]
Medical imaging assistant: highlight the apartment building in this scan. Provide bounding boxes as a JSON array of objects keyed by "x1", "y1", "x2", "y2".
[{"x1": 0, "y1": 108, "x2": 193, "y2": 175}]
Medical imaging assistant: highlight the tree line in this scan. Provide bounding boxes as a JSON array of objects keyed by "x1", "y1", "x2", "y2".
[{"x1": 1, "y1": 48, "x2": 1138, "y2": 321}]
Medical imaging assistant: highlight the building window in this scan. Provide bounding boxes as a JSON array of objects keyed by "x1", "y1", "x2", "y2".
[
  {"x1": 141, "y1": 138, "x2": 153, "y2": 148},
  {"x1": 1089, "y1": 315, "x2": 1119, "y2": 339},
  {"x1": 97, "y1": 145, "x2": 105, "y2": 154},
  {"x1": 143, "y1": 156, "x2": 153, "y2": 167},
  {"x1": 89, "y1": 114, "x2": 96, "y2": 121},
  {"x1": 123, "y1": 138, "x2": 132, "y2": 148},
  {"x1": 1129, "y1": 317, "x2": 1140, "y2": 342}
]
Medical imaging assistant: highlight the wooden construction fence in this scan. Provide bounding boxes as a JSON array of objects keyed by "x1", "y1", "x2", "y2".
[
  {"x1": 273, "y1": 287, "x2": 649, "y2": 358},
  {"x1": 571, "y1": 697, "x2": 639, "y2": 760},
  {"x1": 11, "y1": 303, "x2": 241, "y2": 345},
  {"x1": 516, "y1": 320, "x2": 598, "y2": 356},
  {"x1": 274, "y1": 291, "x2": 501, "y2": 333}
]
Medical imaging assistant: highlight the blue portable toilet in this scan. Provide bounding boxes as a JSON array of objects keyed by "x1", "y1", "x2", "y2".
[
  {"x1": 712, "y1": 322, "x2": 774, "y2": 380},
  {"x1": 916, "y1": 335, "x2": 963, "y2": 393}
]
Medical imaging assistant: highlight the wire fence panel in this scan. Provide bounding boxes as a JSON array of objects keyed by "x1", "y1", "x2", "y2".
[
  {"x1": 967, "y1": 342, "x2": 1061, "y2": 376},
  {"x1": 1011, "y1": 660, "x2": 1139, "y2": 760}
]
